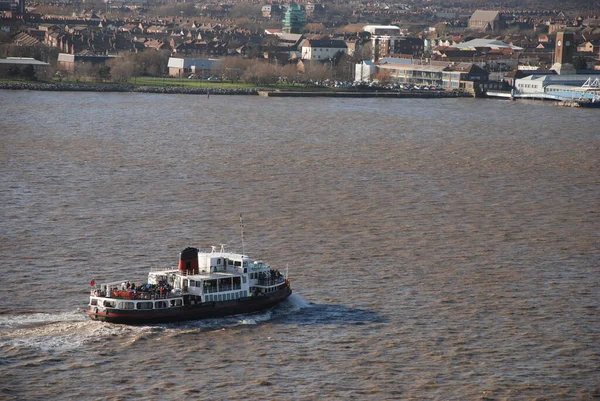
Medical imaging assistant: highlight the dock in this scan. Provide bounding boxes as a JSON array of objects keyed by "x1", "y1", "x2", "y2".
[{"x1": 487, "y1": 90, "x2": 600, "y2": 108}]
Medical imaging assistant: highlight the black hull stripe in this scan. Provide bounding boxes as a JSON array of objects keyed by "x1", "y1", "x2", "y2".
[{"x1": 88, "y1": 287, "x2": 291, "y2": 324}]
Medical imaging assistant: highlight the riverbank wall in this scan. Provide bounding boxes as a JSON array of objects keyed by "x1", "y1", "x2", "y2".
[
  {"x1": 0, "y1": 82, "x2": 258, "y2": 95},
  {"x1": 258, "y1": 90, "x2": 471, "y2": 98},
  {"x1": 1, "y1": 82, "x2": 472, "y2": 98}
]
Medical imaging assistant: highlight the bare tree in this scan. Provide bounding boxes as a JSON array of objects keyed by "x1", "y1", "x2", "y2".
[
  {"x1": 135, "y1": 50, "x2": 170, "y2": 76},
  {"x1": 242, "y1": 60, "x2": 278, "y2": 85},
  {"x1": 109, "y1": 57, "x2": 135, "y2": 82},
  {"x1": 278, "y1": 63, "x2": 299, "y2": 84},
  {"x1": 303, "y1": 61, "x2": 329, "y2": 83},
  {"x1": 73, "y1": 62, "x2": 97, "y2": 82},
  {"x1": 334, "y1": 54, "x2": 355, "y2": 81},
  {"x1": 219, "y1": 57, "x2": 249, "y2": 82},
  {"x1": 357, "y1": 42, "x2": 373, "y2": 61},
  {"x1": 375, "y1": 69, "x2": 394, "y2": 85}
]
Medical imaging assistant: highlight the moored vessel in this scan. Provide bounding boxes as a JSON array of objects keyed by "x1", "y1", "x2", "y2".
[{"x1": 87, "y1": 245, "x2": 292, "y2": 324}]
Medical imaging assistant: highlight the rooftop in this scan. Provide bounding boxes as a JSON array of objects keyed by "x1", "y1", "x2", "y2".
[
  {"x1": 453, "y1": 39, "x2": 523, "y2": 51},
  {"x1": 0, "y1": 57, "x2": 49, "y2": 66},
  {"x1": 470, "y1": 10, "x2": 500, "y2": 21}
]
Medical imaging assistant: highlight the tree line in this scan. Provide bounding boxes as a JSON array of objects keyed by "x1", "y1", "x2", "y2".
[{"x1": 54, "y1": 51, "x2": 361, "y2": 85}]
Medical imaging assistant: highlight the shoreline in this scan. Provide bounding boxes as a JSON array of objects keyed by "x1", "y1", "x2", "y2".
[
  {"x1": 0, "y1": 82, "x2": 258, "y2": 95},
  {"x1": 258, "y1": 90, "x2": 471, "y2": 98},
  {"x1": 0, "y1": 82, "x2": 472, "y2": 98}
]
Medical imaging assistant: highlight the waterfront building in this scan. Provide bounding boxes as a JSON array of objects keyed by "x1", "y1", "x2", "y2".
[
  {"x1": 57, "y1": 53, "x2": 115, "y2": 72},
  {"x1": 0, "y1": 57, "x2": 49, "y2": 78},
  {"x1": 513, "y1": 75, "x2": 600, "y2": 101},
  {"x1": 167, "y1": 57, "x2": 221, "y2": 78},
  {"x1": 300, "y1": 39, "x2": 347, "y2": 61},
  {"x1": 377, "y1": 58, "x2": 489, "y2": 90},
  {"x1": 354, "y1": 59, "x2": 376, "y2": 82}
]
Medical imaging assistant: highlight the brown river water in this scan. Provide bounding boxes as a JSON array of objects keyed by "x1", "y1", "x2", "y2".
[{"x1": 0, "y1": 90, "x2": 598, "y2": 400}]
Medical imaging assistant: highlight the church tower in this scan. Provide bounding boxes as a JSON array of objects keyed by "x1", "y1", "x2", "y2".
[{"x1": 551, "y1": 32, "x2": 576, "y2": 75}]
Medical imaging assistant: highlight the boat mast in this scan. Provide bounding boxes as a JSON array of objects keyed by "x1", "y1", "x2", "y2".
[{"x1": 239, "y1": 213, "x2": 245, "y2": 256}]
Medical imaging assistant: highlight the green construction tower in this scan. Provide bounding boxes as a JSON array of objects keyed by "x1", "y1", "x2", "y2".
[{"x1": 282, "y1": 3, "x2": 306, "y2": 34}]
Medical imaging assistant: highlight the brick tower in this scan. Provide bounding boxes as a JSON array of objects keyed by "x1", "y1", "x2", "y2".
[{"x1": 551, "y1": 32, "x2": 576, "y2": 75}]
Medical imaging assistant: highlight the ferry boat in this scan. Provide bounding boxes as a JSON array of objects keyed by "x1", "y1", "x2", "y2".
[{"x1": 87, "y1": 245, "x2": 292, "y2": 324}]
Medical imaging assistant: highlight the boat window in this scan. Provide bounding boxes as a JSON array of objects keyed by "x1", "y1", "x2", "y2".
[
  {"x1": 228, "y1": 260, "x2": 233, "y2": 266},
  {"x1": 117, "y1": 302, "x2": 135, "y2": 309},
  {"x1": 169, "y1": 299, "x2": 182, "y2": 307},
  {"x1": 103, "y1": 300, "x2": 115, "y2": 308},
  {"x1": 190, "y1": 280, "x2": 195, "y2": 287},
  {"x1": 90, "y1": 298, "x2": 98, "y2": 306},
  {"x1": 232, "y1": 276, "x2": 241, "y2": 290},
  {"x1": 204, "y1": 280, "x2": 217, "y2": 293},
  {"x1": 234, "y1": 261, "x2": 241, "y2": 267},
  {"x1": 242, "y1": 276, "x2": 247, "y2": 283},
  {"x1": 155, "y1": 301, "x2": 167, "y2": 309},
  {"x1": 137, "y1": 301, "x2": 153, "y2": 310},
  {"x1": 243, "y1": 261, "x2": 248, "y2": 267}
]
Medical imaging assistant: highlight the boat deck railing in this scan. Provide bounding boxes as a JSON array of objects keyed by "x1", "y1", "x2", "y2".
[
  {"x1": 256, "y1": 277, "x2": 286, "y2": 287},
  {"x1": 91, "y1": 287, "x2": 177, "y2": 300}
]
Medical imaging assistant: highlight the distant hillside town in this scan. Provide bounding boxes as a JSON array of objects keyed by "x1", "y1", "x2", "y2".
[{"x1": 1, "y1": 0, "x2": 600, "y2": 99}]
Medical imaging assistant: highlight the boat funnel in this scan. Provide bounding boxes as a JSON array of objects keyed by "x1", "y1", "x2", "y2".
[{"x1": 179, "y1": 247, "x2": 199, "y2": 275}]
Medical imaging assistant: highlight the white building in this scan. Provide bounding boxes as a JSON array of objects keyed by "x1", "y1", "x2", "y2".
[
  {"x1": 362, "y1": 24, "x2": 405, "y2": 61},
  {"x1": 167, "y1": 57, "x2": 221, "y2": 78},
  {"x1": 362, "y1": 25, "x2": 402, "y2": 36},
  {"x1": 514, "y1": 74, "x2": 600, "y2": 101},
  {"x1": 354, "y1": 60, "x2": 376, "y2": 82},
  {"x1": 300, "y1": 39, "x2": 347, "y2": 61},
  {"x1": 515, "y1": 74, "x2": 589, "y2": 94}
]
